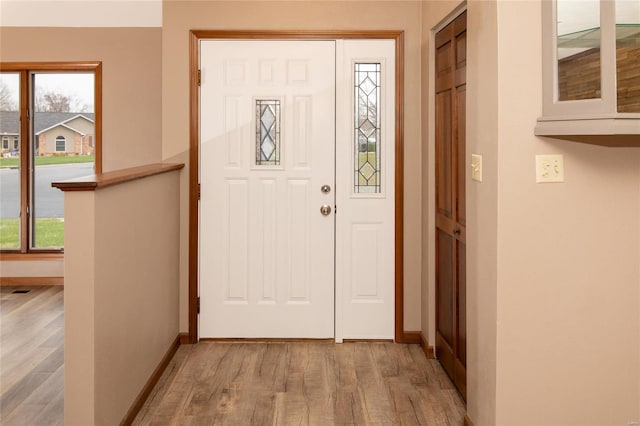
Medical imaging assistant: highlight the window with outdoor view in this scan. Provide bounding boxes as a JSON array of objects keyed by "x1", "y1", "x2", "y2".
[
  {"x1": 354, "y1": 63, "x2": 382, "y2": 194},
  {"x1": 0, "y1": 64, "x2": 101, "y2": 252}
]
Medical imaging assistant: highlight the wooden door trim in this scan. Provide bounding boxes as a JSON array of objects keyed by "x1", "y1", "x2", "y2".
[{"x1": 188, "y1": 30, "x2": 406, "y2": 344}]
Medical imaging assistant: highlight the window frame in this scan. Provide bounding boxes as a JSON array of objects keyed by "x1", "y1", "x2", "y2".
[
  {"x1": 536, "y1": 0, "x2": 640, "y2": 140},
  {"x1": 0, "y1": 62, "x2": 102, "y2": 256},
  {"x1": 2, "y1": 137, "x2": 8, "y2": 150},
  {"x1": 55, "y1": 136, "x2": 66, "y2": 152},
  {"x1": 353, "y1": 61, "x2": 383, "y2": 195},
  {"x1": 541, "y1": 0, "x2": 615, "y2": 118}
]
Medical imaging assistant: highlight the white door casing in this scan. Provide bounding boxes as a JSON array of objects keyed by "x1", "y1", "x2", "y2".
[
  {"x1": 199, "y1": 39, "x2": 395, "y2": 340},
  {"x1": 199, "y1": 40, "x2": 336, "y2": 338}
]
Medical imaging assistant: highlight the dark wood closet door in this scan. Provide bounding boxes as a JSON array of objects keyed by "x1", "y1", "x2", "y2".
[{"x1": 435, "y1": 11, "x2": 467, "y2": 400}]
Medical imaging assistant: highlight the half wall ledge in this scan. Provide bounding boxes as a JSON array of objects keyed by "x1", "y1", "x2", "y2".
[
  {"x1": 51, "y1": 162, "x2": 185, "y2": 191},
  {"x1": 59, "y1": 161, "x2": 183, "y2": 425}
]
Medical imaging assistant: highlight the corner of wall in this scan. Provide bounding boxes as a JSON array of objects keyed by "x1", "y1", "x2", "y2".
[{"x1": 465, "y1": 0, "x2": 499, "y2": 424}]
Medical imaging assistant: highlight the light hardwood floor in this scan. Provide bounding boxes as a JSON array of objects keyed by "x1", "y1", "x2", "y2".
[
  {"x1": 0, "y1": 286, "x2": 465, "y2": 425},
  {"x1": 134, "y1": 342, "x2": 465, "y2": 425},
  {"x1": 0, "y1": 285, "x2": 64, "y2": 426}
]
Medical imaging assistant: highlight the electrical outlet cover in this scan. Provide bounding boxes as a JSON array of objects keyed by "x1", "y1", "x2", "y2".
[{"x1": 536, "y1": 154, "x2": 564, "y2": 183}]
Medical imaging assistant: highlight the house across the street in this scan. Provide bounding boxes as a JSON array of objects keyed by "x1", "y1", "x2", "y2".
[{"x1": 0, "y1": 111, "x2": 95, "y2": 157}]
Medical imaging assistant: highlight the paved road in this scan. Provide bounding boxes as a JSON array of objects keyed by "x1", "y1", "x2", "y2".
[{"x1": 0, "y1": 163, "x2": 94, "y2": 219}]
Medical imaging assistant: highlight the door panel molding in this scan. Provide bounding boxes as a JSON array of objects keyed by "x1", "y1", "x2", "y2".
[
  {"x1": 335, "y1": 39, "x2": 396, "y2": 341},
  {"x1": 199, "y1": 40, "x2": 336, "y2": 338},
  {"x1": 434, "y1": 12, "x2": 467, "y2": 400},
  {"x1": 188, "y1": 30, "x2": 406, "y2": 343}
]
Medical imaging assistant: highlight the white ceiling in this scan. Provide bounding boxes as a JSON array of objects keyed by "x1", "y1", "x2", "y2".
[
  {"x1": 0, "y1": 0, "x2": 162, "y2": 27},
  {"x1": 557, "y1": 0, "x2": 640, "y2": 36}
]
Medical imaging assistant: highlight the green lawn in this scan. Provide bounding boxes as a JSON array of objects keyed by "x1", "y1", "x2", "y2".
[
  {"x1": 0, "y1": 218, "x2": 64, "y2": 249},
  {"x1": 0, "y1": 155, "x2": 94, "y2": 168}
]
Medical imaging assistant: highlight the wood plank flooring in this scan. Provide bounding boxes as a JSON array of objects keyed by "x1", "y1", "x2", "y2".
[
  {"x1": 0, "y1": 286, "x2": 465, "y2": 425},
  {"x1": 0, "y1": 285, "x2": 64, "y2": 426},
  {"x1": 133, "y1": 342, "x2": 465, "y2": 425}
]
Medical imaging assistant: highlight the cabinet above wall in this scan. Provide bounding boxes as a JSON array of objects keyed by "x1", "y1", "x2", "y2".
[{"x1": 535, "y1": 0, "x2": 640, "y2": 146}]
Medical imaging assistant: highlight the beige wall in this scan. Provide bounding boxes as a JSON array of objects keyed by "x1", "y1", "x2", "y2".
[
  {"x1": 0, "y1": 27, "x2": 162, "y2": 278},
  {"x1": 162, "y1": 0, "x2": 424, "y2": 333},
  {"x1": 466, "y1": 1, "x2": 500, "y2": 423},
  {"x1": 64, "y1": 170, "x2": 181, "y2": 425},
  {"x1": 0, "y1": 27, "x2": 162, "y2": 170},
  {"x1": 0, "y1": 259, "x2": 64, "y2": 277},
  {"x1": 423, "y1": 0, "x2": 640, "y2": 424},
  {"x1": 64, "y1": 190, "x2": 96, "y2": 425},
  {"x1": 494, "y1": 1, "x2": 640, "y2": 423}
]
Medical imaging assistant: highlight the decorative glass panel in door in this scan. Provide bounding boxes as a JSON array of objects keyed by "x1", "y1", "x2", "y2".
[
  {"x1": 354, "y1": 63, "x2": 381, "y2": 194},
  {"x1": 255, "y1": 99, "x2": 281, "y2": 166}
]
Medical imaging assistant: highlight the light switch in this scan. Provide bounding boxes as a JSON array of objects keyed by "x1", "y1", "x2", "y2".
[
  {"x1": 536, "y1": 154, "x2": 564, "y2": 183},
  {"x1": 471, "y1": 154, "x2": 482, "y2": 182}
]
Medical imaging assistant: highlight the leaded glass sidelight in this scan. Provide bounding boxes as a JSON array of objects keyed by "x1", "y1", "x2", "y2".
[
  {"x1": 256, "y1": 100, "x2": 281, "y2": 166},
  {"x1": 354, "y1": 63, "x2": 381, "y2": 194}
]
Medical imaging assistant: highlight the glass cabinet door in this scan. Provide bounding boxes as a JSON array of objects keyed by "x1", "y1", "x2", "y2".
[
  {"x1": 556, "y1": 0, "x2": 602, "y2": 102},
  {"x1": 616, "y1": 0, "x2": 640, "y2": 113},
  {"x1": 537, "y1": 0, "x2": 640, "y2": 139}
]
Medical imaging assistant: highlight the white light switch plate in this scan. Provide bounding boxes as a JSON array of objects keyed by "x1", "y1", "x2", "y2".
[
  {"x1": 471, "y1": 154, "x2": 482, "y2": 182},
  {"x1": 536, "y1": 154, "x2": 564, "y2": 183}
]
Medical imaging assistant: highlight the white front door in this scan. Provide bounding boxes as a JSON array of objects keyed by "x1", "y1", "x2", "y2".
[
  {"x1": 199, "y1": 39, "x2": 395, "y2": 340},
  {"x1": 199, "y1": 40, "x2": 336, "y2": 338}
]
